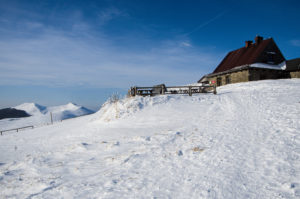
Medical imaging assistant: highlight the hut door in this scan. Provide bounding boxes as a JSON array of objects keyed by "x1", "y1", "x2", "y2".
[{"x1": 217, "y1": 77, "x2": 222, "y2": 86}]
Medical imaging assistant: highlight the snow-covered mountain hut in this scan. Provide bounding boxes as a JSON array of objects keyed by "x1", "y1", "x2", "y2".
[{"x1": 199, "y1": 35, "x2": 300, "y2": 86}]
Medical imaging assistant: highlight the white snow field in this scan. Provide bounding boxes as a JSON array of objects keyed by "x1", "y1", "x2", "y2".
[
  {"x1": 0, "y1": 103, "x2": 94, "y2": 130},
  {"x1": 0, "y1": 79, "x2": 300, "y2": 198}
]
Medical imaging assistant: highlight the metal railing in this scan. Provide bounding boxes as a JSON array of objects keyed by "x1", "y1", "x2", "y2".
[
  {"x1": 129, "y1": 85, "x2": 217, "y2": 97},
  {"x1": 0, "y1": 125, "x2": 34, "y2": 136}
]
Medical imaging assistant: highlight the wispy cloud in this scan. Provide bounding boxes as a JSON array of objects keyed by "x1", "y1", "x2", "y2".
[
  {"x1": 180, "y1": 41, "x2": 192, "y2": 47},
  {"x1": 290, "y1": 39, "x2": 300, "y2": 47},
  {"x1": 184, "y1": 10, "x2": 227, "y2": 36},
  {"x1": 98, "y1": 7, "x2": 128, "y2": 25}
]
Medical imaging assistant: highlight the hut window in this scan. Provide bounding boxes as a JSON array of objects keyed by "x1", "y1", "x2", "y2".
[
  {"x1": 267, "y1": 52, "x2": 275, "y2": 64},
  {"x1": 225, "y1": 76, "x2": 231, "y2": 84}
]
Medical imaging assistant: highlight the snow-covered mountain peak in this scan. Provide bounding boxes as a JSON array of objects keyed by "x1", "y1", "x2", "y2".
[
  {"x1": 48, "y1": 103, "x2": 80, "y2": 112},
  {"x1": 66, "y1": 102, "x2": 81, "y2": 109},
  {"x1": 11, "y1": 102, "x2": 94, "y2": 124},
  {"x1": 14, "y1": 102, "x2": 47, "y2": 115}
]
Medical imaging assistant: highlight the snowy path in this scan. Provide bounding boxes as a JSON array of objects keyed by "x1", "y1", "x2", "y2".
[{"x1": 0, "y1": 79, "x2": 300, "y2": 198}]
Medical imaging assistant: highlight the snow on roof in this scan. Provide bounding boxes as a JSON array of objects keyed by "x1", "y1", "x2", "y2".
[{"x1": 250, "y1": 61, "x2": 286, "y2": 70}]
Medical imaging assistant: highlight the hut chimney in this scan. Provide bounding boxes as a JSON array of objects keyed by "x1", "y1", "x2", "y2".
[
  {"x1": 255, "y1": 35, "x2": 263, "y2": 45},
  {"x1": 245, "y1": 40, "x2": 253, "y2": 48}
]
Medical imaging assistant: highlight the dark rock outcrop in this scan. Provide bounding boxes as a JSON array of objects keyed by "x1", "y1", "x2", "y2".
[{"x1": 0, "y1": 108, "x2": 31, "y2": 120}]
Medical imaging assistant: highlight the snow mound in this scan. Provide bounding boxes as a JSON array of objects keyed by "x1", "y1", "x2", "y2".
[
  {"x1": 95, "y1": 94, "x2": 209, "y2": 122},
  {"x1": 96, "y1": 95, "x2": 176, "y2": 122}
]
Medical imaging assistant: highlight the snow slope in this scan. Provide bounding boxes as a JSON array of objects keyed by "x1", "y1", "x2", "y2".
[
  {"x1": 0, "y1": 79, "x2": 300, "y2": 198},
  {"x1": 0, "y1": 103, "x2": 94, "y2": 130}
]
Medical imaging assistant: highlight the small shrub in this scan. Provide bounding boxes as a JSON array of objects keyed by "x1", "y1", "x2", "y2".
[
  {"x1": 109, "y1": 93, "x2": 120, "y2": 104},
  {"x1": 192, "y1": 147, "x2": 205, "y2": 152}
]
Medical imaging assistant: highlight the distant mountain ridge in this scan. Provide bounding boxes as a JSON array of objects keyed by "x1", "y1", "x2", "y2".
[
  {"x1": 0, "y1": 108, "x2": 31, "y2": 120},
  {"x1": 0, "y1": 102, "x2": 95, "y2": 131},
  {"x1": 14, "y1": 102, "x2": 94, "y2": 120}
]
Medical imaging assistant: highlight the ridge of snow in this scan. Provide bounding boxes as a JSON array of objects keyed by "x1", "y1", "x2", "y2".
[{"x1": 95, "y1": 95, "x2": 183, "y2": 122}]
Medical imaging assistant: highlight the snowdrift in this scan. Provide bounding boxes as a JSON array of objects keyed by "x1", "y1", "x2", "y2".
[
  {"x1": 96, "y1": 88, "x2": 216, "y2": 122},
  {"x1": 95, "y1": 95, "x2": 182, "y2": 122},
  {"x1": 0, "y1": 79, "x2": 300, "y2": 198}
]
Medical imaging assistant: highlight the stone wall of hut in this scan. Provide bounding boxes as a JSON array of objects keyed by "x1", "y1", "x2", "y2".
[
  {"x1": 204, "y1": 68, "x2": 295, "y2": 87},
  {"x1": 290, "y1": 71, "x2": 300, "y2": 78},
  {"x1": 248, "y1": 68, "x2": 288, "y2": 81},
  {"x1": 206, "y1": 69, "x2": 249, "y2": 87}
]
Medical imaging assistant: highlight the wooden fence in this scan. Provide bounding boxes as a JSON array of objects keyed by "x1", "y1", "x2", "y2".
[
  {"x1": 0, "y1": 125, "x2": 34, "y2": 136},
  {"x1": 129, "y1": 85, "x2": 216, "y2": 97}
]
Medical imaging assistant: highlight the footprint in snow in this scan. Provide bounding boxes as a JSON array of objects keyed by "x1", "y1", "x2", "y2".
[
  {"x1": 4, "y1": 171, "x2": 14, "y2": 176},
  {"x1": 178, "y1": 150, "x2": 183, "y2": 156},
  {"x1": 291, "y1": 183, "x2": 296, "y2": 188},
  {"x1": 114, "y1": 141, "x2": 120, "y2": 146},
  {"x1": 124, "y1": 154, "x2": 140, "y2": 163},
  {"x1": 81, "y1": 142, "x2": 92, "y2": 150}
]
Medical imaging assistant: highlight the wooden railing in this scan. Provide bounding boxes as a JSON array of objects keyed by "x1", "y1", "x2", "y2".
[
  {"x1": 129, "y1": 85, "x2": 217, "y2": 97},
  {"x1": 0, "y1": 125, "x2": 34, "y2": 136}
]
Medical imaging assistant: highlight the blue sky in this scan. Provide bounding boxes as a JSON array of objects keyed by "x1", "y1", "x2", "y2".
[{"x1": 1, "y1": 0, "x2": 300, "y2": 110}]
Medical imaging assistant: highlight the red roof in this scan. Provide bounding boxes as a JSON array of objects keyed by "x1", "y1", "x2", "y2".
[{"x1": 213, "y1": 38, "x2": 273, "y2": 73}]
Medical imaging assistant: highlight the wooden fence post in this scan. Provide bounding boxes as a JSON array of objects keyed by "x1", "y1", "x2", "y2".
[
  {"x1": 213, "y1": 85, "x2": 217, "y2": 94},
  {"x1": 129, "y1": 87, "x2": 132, "y2": 97},
  {"x1": 131, "y1": 87, "x2": 134, "y2": 96},
  {"x1": 50, "y1": 112, "x2": 53, "y2": 124},
  {"x1": 134, "y1": 87, "x2": 137, "y2": 96}
]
